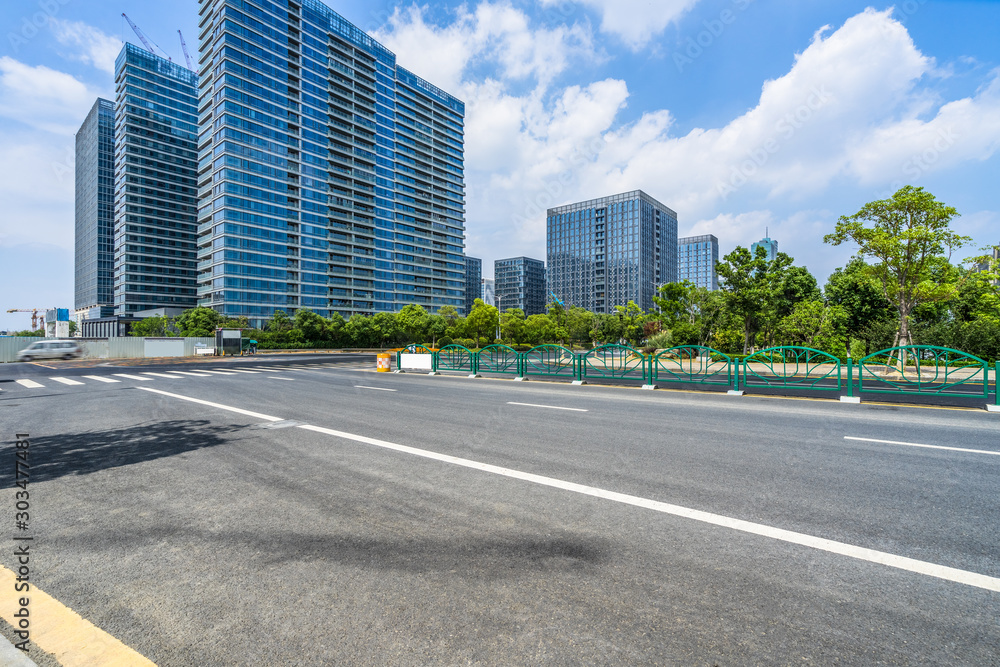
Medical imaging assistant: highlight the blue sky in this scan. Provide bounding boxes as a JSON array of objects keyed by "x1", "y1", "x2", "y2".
[{"x1": 1, "y1": 0, "x2": 999, "y2": 330}]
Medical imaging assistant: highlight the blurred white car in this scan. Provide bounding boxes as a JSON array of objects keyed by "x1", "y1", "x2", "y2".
[{"x1": 17, "y1": 340, "x2": 83, "y2": 361}]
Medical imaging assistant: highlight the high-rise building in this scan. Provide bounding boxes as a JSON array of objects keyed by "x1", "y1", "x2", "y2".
[
  {"x1": 546, "y1": 190, "x2": 677, "y2": 313},
  {"x1": 678, "y1": 234, "x2": 719, "y2": 290},
  {"x1": 463, "y1": 256, "x2": 481, "y2": 315},
  {"x1": 751, "y1": 234, "x2": 778, "y2": 262},
  {"x1": 75, "y1": 98, "x2": 116, "y2": 321},
  {"x1": 495, "y1": 257, "x2": 546, "y2": 316},
  {"x1": 196, "y1": 0, "x2": 466, "y2": 325},
  {"x1": 481, "y1": 278, "x2": 495, "y2": 308},
  {"x1": 113, "y1": 43, "x2": 200, "y2": 316}
]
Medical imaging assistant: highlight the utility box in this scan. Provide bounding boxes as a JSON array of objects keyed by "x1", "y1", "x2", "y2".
[{"x1": 216, "y1": 328, "x2": 242, "y2": 356}]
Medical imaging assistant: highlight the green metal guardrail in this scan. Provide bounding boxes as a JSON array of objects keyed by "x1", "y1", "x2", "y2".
[
  {"x1": 435, "y1": 344, "x2": 475, "y2": 374},
  {"x1": 742, "y1": 346, "x2": 842, "y2": 391},
  {"x1": 651, "y1": 346, "x2": 733, "y2": 388},
  {"x1": 477, "y1": 344, "x2": 519, "y2": 376},
  {"x1": 581, "y1": 344, "x2": 647, "y2": 383},
  {"x1": 521, "y1": 344, "x2": 578, "y2": 380},
  {"x1": 857, "y1": 346, "x2": 989, "y2": 399}
]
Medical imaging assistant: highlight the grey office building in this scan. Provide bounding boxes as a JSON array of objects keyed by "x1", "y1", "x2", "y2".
[
  {"x1": 495, "y1": 257, "x2": 546, "y2": 316},
  {"x1": 547, "y1": 190, "x2": 677, "y2": 313},
  {"x1": 113, "y1": 43, "x2": 200, "y2": 316},
  {"x1": 75, "y1": 98, "x2": 116, "y2": 320},
  {"x1": 678, "y1": 234, "x2": 719, "y2": 290},
  {"x1": 196, "y1": 0, "x2": 466, "y2": 324},
  {"x1": 463, "y1": 256, "x2": 481, "y2": 314}
]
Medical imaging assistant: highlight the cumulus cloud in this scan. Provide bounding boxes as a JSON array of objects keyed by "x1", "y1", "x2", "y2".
[
  {"x1": 540, "y1": 0, "x2": 700, "y2": 49},
  {"x1": 0, "y1": 57, "x2": 100, "y2": 134},
  {"x1": 49, "y1": 19, "x2": 122, "y2": 75}
]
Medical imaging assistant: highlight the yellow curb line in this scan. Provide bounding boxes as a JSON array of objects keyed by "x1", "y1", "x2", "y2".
[{"x1": 0, "y1": 565, "x2": 156, "y2": 667}]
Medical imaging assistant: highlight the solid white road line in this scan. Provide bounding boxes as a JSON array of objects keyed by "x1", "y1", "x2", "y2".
[
  {"x1": 50, "y1": 377, "x2": 84, "y2": 386},
  {"x1": 166, "y1": 371, "x2": 213, "y2": 377},
  {"x1": 200, "y1": 370, "x2": 237, "y2": 375},
  {"x1": 225, "y1": 369, "x2": 261, "y2": 374},
  {"x1": 134, "y1": 387, "x2": 1000, "y2": 593},
  {"x1": 82, "y1": 375, "x2": 120, "y2": 383},
  {"x1": 142, "y1": 372, "x2": 181, "y2": 379},
  {"x1": 844, "y1": 436, "x2": 1000, "y2": 457},
  {"x1": 354, "y1": 386, "x2": 396, "y2": 391},
  {"x1": 15, "y1": 379, "x2": 44, "y2": 388},
  {"x1": 136, "y1": 387, "x2": 284, "y2": 422},
  {"x1": 112, "y1": 373, "x2": 152, "y2": 381},
  {"x1": 269, "y1": 377, "x2": 294, "y2": 381},
  {"x1": 507, "y1": 401, "x2": 588, "y2": 412}
]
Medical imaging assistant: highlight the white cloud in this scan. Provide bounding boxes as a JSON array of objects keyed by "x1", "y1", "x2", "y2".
[
  {"x1": 0, "y1": 130, "x2": 76, "y2": 251},
  {"x1": 49, "y1": 19, "x2": 122, "y2": 75},
  {"x1": 0, "y1": 57, "x2": 100, "y2": 134},
  {"x1": 540, "y1": 0, "x2": 700, "y2": 50}
]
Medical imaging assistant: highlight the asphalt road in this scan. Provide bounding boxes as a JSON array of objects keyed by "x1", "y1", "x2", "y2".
[{"x1": 1, "y1": 358, "x2": 998, "y2": 665}]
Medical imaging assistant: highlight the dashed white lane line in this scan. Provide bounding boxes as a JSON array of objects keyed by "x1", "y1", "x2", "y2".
[
  {"x1": 50, "y1": 377, "x2": 84, "y2": 386},
  {"x1": 166, "y1": 371, "x2": 213, "y2": 377},
  {"x1": 137, "y1": 387, "x2": 283, "y2": 422},
  {"x1": 222, "y1": 369, "x2": 261, "y2": 374},
  {"x1": 15, "y1": 379, "x2": 44, "y2": 388},
  {"x1": 82, "y1": 375, "x2": 120, "y2": 383},
  {"x1": 507, "y1": 401, "x2": 588, "y2": 412},
  {"x1": 269, "y1": 377, "x2": 294, "y2": 381},
  {"x1": 354, "y1": 386, "x2": 396, "y2": 392},
  {"x1": 137, "y1": 388, "x2": 1000, "y2": 594},
  {"x1": 142, "y1": 372, "x2": 182, "y2": 379},
  {"x1": 113, "y1": 373, "x2": 153, "y2": 381},
  {"x1": 200, "y1": 370, "x2": 238, "y2": 375},
  {"x1": 845, "y1": 436, "x2": 1000, "y2": 457}
]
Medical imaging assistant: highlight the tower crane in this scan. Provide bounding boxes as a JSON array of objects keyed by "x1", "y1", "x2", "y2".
[
  {"x1": 6, "y1": 309, "x2": 44, "y2": 331},
  {"x1": 121, "y1": 13, "x2": 171, "y2": 61},
  {"x1": 178, "y1": 30, "x2": 195, "y2": 71}
]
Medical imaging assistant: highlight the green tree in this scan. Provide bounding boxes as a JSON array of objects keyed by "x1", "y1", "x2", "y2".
[
  {"x1": 613, "y1": 301, "x2": 646, "y2": 347},
  {"x1": 500, "y1": 308, "x2": 526, "y2": 345},
  {"x1": 176, "y1": 307, "x2": 222, "y2": 337},
  {"x1": 466, "y1": 299, "x2": 499, "y2": 346},
  {"x1": 294, "y1": 309, "x2": 328, "y2": 342},
  {"x1": 269, "y1": 309, "x2": 293, "y2": 332},
  {"x1": 425, "y1": 314, "x2": 447, "y2": 347},
  {"x1": 823, "y1": 257, "x2": 895, "y2": 355},
  {"x1": 777, "y1": 300, "x2": 850, "y2": 357},
  {"x1": 824, "y1": 186, "x2": 970, "y2": 351},
  {"x1": 565, "y1": 307, "x2": 595, "y2": 346},
  {"x1": 715, "y1": 245, "x2": 793, "y2": 352},
  {"x1": 397, "y1": 304, "x2": 430, "y2": 344},
  {"x1": 524, "y1": 313, "x2": 559, "y2": 345},
  {"x1": 129, "y1": 315, "x2": 172, "y2": 337},
  {"x1": 68, "y1": 320, "x2": 77, "y2": 336}
]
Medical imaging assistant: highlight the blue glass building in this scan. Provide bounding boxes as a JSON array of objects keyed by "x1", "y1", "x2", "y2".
[
  {"x1": 547, "y1": 190, "x2": 677, "y2": 313},
  {"x1": 196, "y1": 0, "x2": 466, "y2": 324},
  {"x1": 113, "y1": 44, "x2": 200, "y2": 315},
  {"x1": 495, "y1": 256, "x2": 546, "y2": 316},
  {"x1": 678, "y1": 234, "x2": 719, "y2": 290},
  {"x1": 75, "y1": 98, "x2": 116, "y2": 320},
  {"x1": 751, "y1": 235, "x2": 778, "y2": 262},
  {"x1": 464, "y1": 256, "x2": 481, "y2": 315}
]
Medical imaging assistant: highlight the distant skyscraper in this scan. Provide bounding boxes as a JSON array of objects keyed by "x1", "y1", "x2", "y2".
[
  {"x1": 196, "y1": 0, "x2": 466, "y2": 325},
  {"x1": 495, "y1": 257, "x2": 546, "y2": 316},
  {"x1": 464, "y1": 256, "x2": 482, "y2": 315},
  {"x1": 75, "y1": 98, "x2": 116, "y2": 320},
  {"x1": 481, "y1": 278, "x2": 495, "y2": 308},
  {"x1": 678, "y1": 234, "x2": 719, "y2": 290},
  {"x1": 113, "y1": 44, "x2": 200, "y2": 316},
  {"x1": 751, "y1": 233, "x2": 778, "y2": 262},
  {"x1": 547, "y1": 190, "x2": 677, "y2": 313}
]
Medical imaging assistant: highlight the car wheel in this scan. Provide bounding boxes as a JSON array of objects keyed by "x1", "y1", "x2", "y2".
[
  {"x1": 63, "y1": 354, "x2": 74, "y2": 360},
  {"x1": 22, "y1": 356, "x2": 32, "y2": 362}
]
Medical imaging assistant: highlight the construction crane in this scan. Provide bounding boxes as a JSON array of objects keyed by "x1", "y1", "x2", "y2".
[
  {"x1": 549, "y1": 291, "x2": 565, "y2": 308},
  {"x1": 121, "y1": 13, "x2": 171, "y2": 61},
  {"x1": 178, "y1": 30, "x2": 195, "y2": 71},
  {"x1": 6, "y1": 309, "x2": 43, "y2": 331}
]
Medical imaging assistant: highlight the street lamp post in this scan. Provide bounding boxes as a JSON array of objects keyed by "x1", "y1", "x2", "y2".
[{"x1": 495, "y1": 294, "x2": 504, "y2": 342}]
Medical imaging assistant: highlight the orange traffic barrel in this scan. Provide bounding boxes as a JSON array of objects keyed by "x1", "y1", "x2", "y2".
[{"x1": 377, "y1": 353, "x2": 391, "y2": 372}]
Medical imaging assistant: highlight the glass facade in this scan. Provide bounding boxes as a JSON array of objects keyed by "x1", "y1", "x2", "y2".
[
  {"x1": 196, "y1": 0, "x2": 466, "y2": 325},
  {"x1": 546, "y1": 190, "x2": 677, "y2": 313},
  {"x1": 75, "y1": 98, "x2": 116, "y2": 318},
  {"x1": 678, "y1": 234, "x2": 719, "y2": 290},
  {"x1": 751, "y1": 236, "x2": 778, "y2": 262},
  {"x1": 113, "y1": 44, "x2": 200, "y2": 316},
  {"x1": 463, "y1": 256, "x2": 481, "y2": 315},
  {"x1": 481, "y1": 278, "x2": 495, "y2": 308},
  {"x1": 495, "y1": 256, "x2": 546, "y2": 316}
]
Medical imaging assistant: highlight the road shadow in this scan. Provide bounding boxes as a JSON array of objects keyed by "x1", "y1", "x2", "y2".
[{"x1": 0, "y1": 420, "x2": 248, "y2": 486}]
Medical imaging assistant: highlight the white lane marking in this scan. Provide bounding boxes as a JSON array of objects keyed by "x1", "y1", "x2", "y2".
[
  {"x1": 50, "y1": 377, "x2": 84, "y2": 386},
  {"x1": 166, "y1": 371, "x2": 212, "y2": 377},
  {"x1": 136, "y1": 387, "x2": 283, "y2": 422},
  {"x1": 137, "y1": 389, "x2": 1000, "y2": 593},
  {"x1": 354, "y1": 386, "x2": 396, "y2": 392},
  {"x1": 142, "y1": 372, "x2": 181, "y2": 379},
  {"x1": 269, "y1": 377, "x2": 294, "y2": 381},
  {"x1": 82, "y1": 375, "x2": 120, "y2": 383},
  {"x1": 844, "y1": 436, "x2": 1000, "y2": 457},
  {"x1": 15, "y1": 379, "x2": 44, "y2": 389},
  {"x1": 507, "y1": 401, "x2": 588, "y2": 412},
  {"x1": 199, "y1": 370, "x2": 237, "y2": 375},
  {"x1": 224, "y1": 369, "x2": 261, "y2": 374},
  {"x1": 298, "y1": 423, "x2": 1000, "y2": 593},
  {"x1": 112, "y1": 373, "x2": 152, "y2": 381}
]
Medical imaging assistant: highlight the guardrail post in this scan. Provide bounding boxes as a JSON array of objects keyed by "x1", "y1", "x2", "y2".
[
  {"x1": 728, "y1": 358, "x2": 743, "y2": 395},
  {"x1": 572, "y1": 352, "x2": 585, "y2": 384},
  {"x1": 990, "y1": 361, "x2": 1000, "y2": 412},
  {"x1": 840, "y1": 357, "x2": 860, "y2": 403}
]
